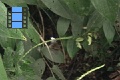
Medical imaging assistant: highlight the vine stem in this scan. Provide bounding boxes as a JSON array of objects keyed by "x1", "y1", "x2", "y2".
[
  {"x1": 18, "y1": 36, "x2": 72, "y2": 62},
  {"x1": 76, "y1": 64, "x2": 105, "y2": 80}
]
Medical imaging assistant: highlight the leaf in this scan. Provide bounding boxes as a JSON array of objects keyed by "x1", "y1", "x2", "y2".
[
  {"x1": 57, "y1": 17, "x2": 70, "y2": 37},
  {"x1": 0, "y1": 55, "x2": 8, "y2": 80},
  {"x1": 3, "y1": 47, "x2": 14, "y2": 69},
  {"x1": 0, "y1": 0, "x2": 37, "y2": 6},
  {"x1": 0, "y1": 1, "x2": 26, "y2": 40},
  {"x1": 87, "y1": 36, "x2": 92, "y2": 45},
  {"x1": 67, "y1": 39, "x2": 79, "y2": 59},
  {"x1": 91, "y1": 0, "x2": 119, "y2": 22},
  {"x1": 9, "y1": 30, "x2": 26, "y2": 40},
  {"x1": 1, "y1": 0, "x2": 47, "y2": 11},
  {"x1": 76, "y1": 42, "x2": 82, "y2": 49},
  {"x1": 71, "y1": 16, "x2": 84, "y2": 37},
  {"x1": 22, "y1": 38, "x2": 41, "y2": 60},
  {"x1": 21, "y1": 20, "x2": 40, "y2": 44},
  {"x1": 0, "y1": 37, "x2": 16, "y2": 49},
  {"x1": 41, "y1": 0, "x2": 72, "y2": 19},
  {"x1": 16, "y1": 41, "x2": 24, "y2": 55},
  {"x1": 82, "y1": 40, "x2": 89, "y2": 51},
  {"x1": 32, "y1": 75, "x2": 42, "y2": 80},
  {"x1": 41, "y1": 47, "x2": 64, "y2": 63},
  {"x1": 22, "y1": 0, "x2": 37, "y2": 4},
  {"x1": 103, "y1": 20, "x2": 115, "y2": 44},
  {"x1": 76, "y1": 37, "x2": 84, "y2": 42},
  {"x1": 76, "y1": 37, "x2": 84, "y2": 49},
  {"x1": 64, "y1": 0, "x2": 90, "y2": 16},
  {"x1": 52, "y1": 65, "x2": 66, "y2": 80},
  {"x1": 87, "y1": 11, "x2": 105, "y2": 31},
  {"x1": 33, "y1": 58, "x2": 45, "y2": 77},
  {"x1": 18, "y1": 56, "x2": 35, "y2": 76},
  {"x1": 46, "y1": 77, "x2": 56, "y2": 80}
]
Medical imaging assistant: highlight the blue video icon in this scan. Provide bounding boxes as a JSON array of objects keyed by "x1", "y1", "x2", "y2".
[{"x1": 7, "y1": 7, "x2": 28, "y2": 28}]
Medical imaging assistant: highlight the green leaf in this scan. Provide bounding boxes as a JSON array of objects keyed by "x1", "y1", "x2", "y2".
[
  {"x1": 91, "y1": 0, "x2": 119, "y2": 22},
  {"x1": 41, "y1": 0, "x2": 72, "y2": 19},
  {"x1": 71, "y1": 16, "x2": 84, "y2": 37},
  {"x1": 64, "y1": 0, "x2": 90, "y2": 16},
  {"x1": 16, "y1": 41, "x2": 24, "y2": 55},
  {"x1": 32, "y1": 75, "x2": 42, "y2": 80},
  {"x1": 0, "y1": 55, "x2": 8, "y2": 80},
  {"x1": 33, "y1": 58, "x2": 45, "y2": 77},
  {"x1": 41, "y1": 47, "x2": 64, "y2": 63},
  {"x1": 3, "y1": 47, "x2": 14, "y2": 69},
  {"x1": 22, "y1": 38, "x2": 41, "y2": 60},
  {"x1": 19, "y1": 56, "x2": 35, "y2": 75},
  {"x1": 103, "y1": 20, "x2": 115, "y2": 44},
  {"x1": 82, "y1": 40, "x2": 89, "y2": 51},
  {"x1": 57, "y1": 17, "x2": 70, "y2": 37},
  {"x1": 46, "y1": 77, "x2": 56, "y2": 80},
  {"x1": 21, "y1": 20, "x2": 40, "y2": 44},
  {"x1": 0, "y1": 0, "x2": 37, "y2": 6},
  {"x1": 67, "y1": 39, "x2": 79, "y2": 59},
  {"x1": 22, "y1": 0, "x2": 37, "y2": 4},
  {"x1": 0, "y1": 1, "x2": 26, "y2": 40},
  {"x1": 0, "y1": 37, "x2": 16, "y2": 49},
  {"x1": 52, "y1": 65, "x2": 66, "y2": 80},
  {"x1": 9, "y1": 30, "x2": 26, "y2": 40},
  {"x1": 87, "y1": 11, "x2": 105, "y2": 31}
]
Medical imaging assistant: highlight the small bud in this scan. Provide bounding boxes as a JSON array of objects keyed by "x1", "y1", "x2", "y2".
[{"x1": 50, "y1": 37, "x2": 57, "y2": 43}]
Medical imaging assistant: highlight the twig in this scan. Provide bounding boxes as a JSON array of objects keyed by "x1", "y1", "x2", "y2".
[
  {"x1": 37, "y1": 7, "x2": 45, "y2": 39},
  {"x1": 30, "y1": 16, "x2": 42, "y2": 35},
  {"x1": 60, "y1": 41, "x2": 66, "y2": 63},
  {"x1": 39, "y1": 35, "x2": 54, "y2": 63},
  {"x1": 41, "y1": 53, "x2": 55, "y2": 78},
  {"x1": 18, "y1": 36, "x2": 72, "y2": 63},
  {"x1": 37, "y1": 7, "x2": 54, "y2": 63}
]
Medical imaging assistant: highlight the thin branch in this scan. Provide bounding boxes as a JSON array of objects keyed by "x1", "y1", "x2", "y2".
[
  {"x1": 37, "y1": 7, "x2": 45, "y2": 39},
  {"x1": 41, "y1": 53, "x2": 55, "y2": 78},
  {"x1": 18, "y1": 36, "x2": 72, "y2": 62}
]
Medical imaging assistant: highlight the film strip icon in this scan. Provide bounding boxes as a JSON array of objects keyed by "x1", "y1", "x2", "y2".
[{"x1": 7, "y1": 7, "x2": 28, "y2": 28}]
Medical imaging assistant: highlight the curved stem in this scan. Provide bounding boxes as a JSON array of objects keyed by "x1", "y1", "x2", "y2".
[{"x1": 18, "y1": 36, "x2": 72, "y2": 62}]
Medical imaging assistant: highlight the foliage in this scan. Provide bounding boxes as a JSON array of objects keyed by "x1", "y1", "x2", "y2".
[{"x1": 0, "y1": 0, "x2": 120, "y2": 80}]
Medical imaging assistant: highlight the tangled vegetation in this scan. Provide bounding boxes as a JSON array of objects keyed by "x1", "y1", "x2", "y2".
[{"x1": 0, "y1": 0, "x2": 120, "y2": 80}]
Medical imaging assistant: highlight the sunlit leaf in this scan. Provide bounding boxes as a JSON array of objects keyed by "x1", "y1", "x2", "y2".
[
  {"x1": 87, "y1": 36, "x2": 92, "y2": 45},
  {"x1": 76, "y1": 37, "x2": 84, "y2": 42},
  {"x1": 16, "y1": 41, "x2": 24, "y2": 55},
  {"x1": 3, "y1": 47, "x2": 14, "y2": 69},
  {"x1": 0, "y1": 1, "x2": 26, "y2": 40},
  {"x1": 76, "y1": 42, "x2": 82, "y2": 49},
  {"x1": 0, "y1": 55, "x2": 8, "y2": 80},
  {"x1": 21, "y1": 20, "x2": 40, "y2": 44}
]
